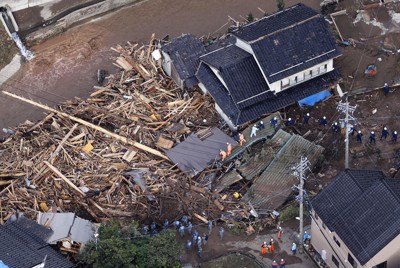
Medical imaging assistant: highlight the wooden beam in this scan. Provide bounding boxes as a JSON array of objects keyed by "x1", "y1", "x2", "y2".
[
  {"x1": 44, "y1": 161, "x2": 86, "y2": 197},
  {"x1": 49, "y1": 123, "x2": 78, "y2": 164},
  {"x1": 2, "y1": 91, "x2": 169, "y2": 160}
]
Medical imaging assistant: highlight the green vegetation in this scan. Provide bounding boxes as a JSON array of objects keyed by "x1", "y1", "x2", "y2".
[
  {"x1": 276, "y1": 0, "x2": 285, "y2": 11},
  {"x1": 279, "y1": 203, "x2": 299, "y2": 222},
  {"x1": 0, "y1": 23, "x2": 17, "y2": 70},
  {"x1": 80, "y1": 220, "x2": 183, "y2": 268}
]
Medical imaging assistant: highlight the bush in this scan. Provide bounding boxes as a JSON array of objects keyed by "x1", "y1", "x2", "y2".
[
  {"x1": 80, "y1": 220, "x2": 183, "y2": 268},
  {"x1": 280, "y1": 203, "x2": 299, "y2": 222},
  {"x1": 276, "y1": 0, "x2": 285, "y2": 11}
]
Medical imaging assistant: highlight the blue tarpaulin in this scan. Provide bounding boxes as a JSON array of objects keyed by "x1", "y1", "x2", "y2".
[
  {"x1": 0, "y1": 262, "x2": 10, "y2": 268},
  {"x1": 298, "y1": 90, "x2": 331, "y2": 107}
]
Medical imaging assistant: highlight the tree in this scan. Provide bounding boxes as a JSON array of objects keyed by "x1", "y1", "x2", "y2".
[
  {"x1": 80, "y1": 220, "x2": 183, "y2": 268},
  {"x1": 276, "y1": 0, "x2": 285, "y2": 11}
]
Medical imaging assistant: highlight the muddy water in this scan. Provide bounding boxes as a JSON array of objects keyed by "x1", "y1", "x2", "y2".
[{"x1": 0, "y1": 0, "x2": 320, "y2": 133}]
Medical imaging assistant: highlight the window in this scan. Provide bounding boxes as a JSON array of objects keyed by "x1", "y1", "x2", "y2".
[
  {"x1": 374, "y1": 261, "x2": 387, "y2": 268},
  {"x1": 314, "y1": 213, "x2": 319, "y2": 221},
  {"x1": 348, "y1": 253, "x2": 357, "y2": 268},
  {"x1": 333, "y1": 236, "x2": 341, "y2": 247},
  {"x1": 322, "y1": 223, "x2": 326, "y2": 229},
  {"x1": 305, "y1": 70, "x2": 312, "y2": 79},
  {"x1": 332, "y1": 255, "x2": 339, "y2": 267},
  {"x1": 320, "y1": 64, "x2": 327, "y2": 73},
  {"x1": 297, "y1": 73, "x2": 304, "y2": 82},
  {"x1": 281, "y1": 78, "x2": 290, "y2": 88}
]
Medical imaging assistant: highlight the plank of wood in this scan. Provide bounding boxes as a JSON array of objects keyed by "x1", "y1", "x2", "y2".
[
  {"x1": 193, "y1": 213, "x2": 208, "y2": 223},
  {"x1": 44, "y1": 161, "x2": 85, "y2": 197},
  {"x1": 3, "y1": 91, "x2": 169, "y2": 160},
  {"x1": 213, "y1": 199, "x2": 224, "y2": 211},
  {"x1": 50, "y1": 123, "x2": 78, "y2": 164}
]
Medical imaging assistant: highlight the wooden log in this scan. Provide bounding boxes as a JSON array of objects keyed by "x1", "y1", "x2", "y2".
[
  {"x1": 193, "y1": 212, "x2": 208, "y2": 223},
  {"x1": 213, "y1": 199, "x2": 225, "y2": 211},
  {"x1": 49, "y1": 123, "x2": 78, "y2": 164},
  {"x1": 44, "y1": 161, "x2": 86, "y2": 197},
  {"x1": 2, "y1": 91, "x2": 169, "y2": 160}
]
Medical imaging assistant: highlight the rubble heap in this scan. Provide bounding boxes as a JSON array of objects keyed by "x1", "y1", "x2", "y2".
[{"x1": 0, "y1": 39, "x2": 250, "y2": 224}]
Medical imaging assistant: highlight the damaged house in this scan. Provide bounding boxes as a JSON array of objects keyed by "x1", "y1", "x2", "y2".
[{"x1": 160, "y1": 4, "x2": 342, "y2": 129}]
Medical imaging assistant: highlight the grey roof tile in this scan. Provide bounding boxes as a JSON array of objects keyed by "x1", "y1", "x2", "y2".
[
  {"x1": 0, "y1": 217, "x2": 73, "y2": 268},
  {"x1": 161, "y1": 34, "x2": 207, "y2": 83},
  {"x1": 232, "y1": 3, "x2": 341, "y2": 82},
  {"x1": 311, "y1": 170, "x2": 400, "y2": 265}
]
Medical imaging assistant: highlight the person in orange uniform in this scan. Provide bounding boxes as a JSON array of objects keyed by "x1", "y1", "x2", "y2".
[
  {"x1": 269, "y1": 238, "x2": 275, "y2": 253},
  {"x1": 239, "y1": 133, "x2": 246, "y2": 146},
  {"x1": 261, "y1": 242, "x2": 268, "y2": 255},
  {"x1": 226, "y1": 142, "x2": 232, "y2": 156},
  {"x1": 219, "y1": 149, "x2": 227, "y2": 161},
  {"x1": 278, "y1": 226, "x2": 283, "y2": 240}
]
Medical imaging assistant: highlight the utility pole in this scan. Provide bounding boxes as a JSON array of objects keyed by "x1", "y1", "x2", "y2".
[
  {"x1": 292, "y1": 156, "x2": 311, "y2": 250},
  {"x1": 337, "y1": 97, "x2": 357, "y2": 168}
]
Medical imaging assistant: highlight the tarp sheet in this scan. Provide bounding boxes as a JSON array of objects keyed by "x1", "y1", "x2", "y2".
[{"x1": 298, "y1": 89, "x2": 331, "y2": 107}]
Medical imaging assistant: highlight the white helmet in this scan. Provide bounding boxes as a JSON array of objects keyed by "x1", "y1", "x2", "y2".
[
  {"x1": 371, "y1": 131, "x2": 375, "y2": 134},
  {"x1": 306, "y1": 113, "x2": 310, "y2": 116},
  {"x1": 384, "y1": 127, "x2": 387, "y2": 130},
  {"x1": 323, "y1": 116, "x2": 326, "y2": 119},
  {"x1": 358, "y1": 130, "x2": 361, "y2": 133},
  {"x1": 395, "y1": 131, "x2": 398, "y2": 135}
]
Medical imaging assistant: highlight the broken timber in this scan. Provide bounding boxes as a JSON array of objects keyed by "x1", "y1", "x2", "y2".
[{"x1": 2, "y1": 91, "x2": 169, "y2": 160}]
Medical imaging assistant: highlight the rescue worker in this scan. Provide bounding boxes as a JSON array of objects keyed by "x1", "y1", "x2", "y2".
[
  {"x1": 250, "y1": 125, "x2": 259, "y2": 137},
  {"x1": 278, "y1": 226, "x2": 283, "y2": 240},
  {"x1": 350, "y1": 126, "x2": 356, "y2": 136},
  {"x1": 319, "y1": 116, "x2": 327, "y2": 126},
  {"x1": 357, "y1": 130, "x2": 363, "y2": 143},
  {"x1": 239, "y1": 133, "x2": 246, "y2": 146},
  {"x1": 187, "y1": 221, "x2": 193, "y2": 234},
  {"x1": 261, "y1": 241, "x2": 268, "y2": 255},
  {"x1": 208, "y1": 220, "x2": 213, "y2": 234},
  {"x1": 332, "y1": 122, "x2": 339, "y2": 133},
  {"x1": 226, "y1": 142, "x2": 232, "y2": 156},
  {"x1": 370, "y1": 131, "x2": 376, "y2": 144},
  {"x1": 292, "y1": 242, "x2": 297, "y2": 255},
  {"x1": 202, "y1": 233, "x2": 208, "y2": 245},
  {"x1": 219, "y1": 149, "x2": 227, "y2": 161},
  {"x1": 179, "y1": 225, "x2": 185, "y2": 237},
  {"x1": 280, "y1": 258, "x2": 286, "y2": 268},
  {"x1": 219, "y1": 226, "x2": 224, "y2": 240},
  {"x1": 286, "y1": 117, "x2": 295, "y2": 126},
  {"x1": 392, "y1": 131, "x2": 398, "y2": 143},
  {"x1": 270, "y1": 117, "x2": 278, "y2": 128},
  {"x1": 381, "y1": 127, "x2": 389, "y2": 140},
  {"x1": 272, "y1": 260, "x2": 278, "y2": 268},
  {"x1": 384, "y1": 82, "x2": 390, "y2": 96},
  {"x1": 257, "y1": 121, "x2": 265, "y2": 130},
  {"x1": 303, "y1": 113, "x2": 310, "y2": 124},
  {"x1": 186, "y1": 240, "x2": 192, "y2": 250},
  {"x1": 269, "y1": 238, "x2": 275, "y2": 253}
]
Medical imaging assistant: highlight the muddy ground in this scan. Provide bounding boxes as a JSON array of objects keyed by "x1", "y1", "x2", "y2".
[{"x1": 1, "y1": 0, "x2": 400, "y2": 266}]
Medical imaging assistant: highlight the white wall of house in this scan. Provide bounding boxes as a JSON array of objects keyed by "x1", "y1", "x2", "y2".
[
  {"x1": 270, "y1": 59, "x2": 334, "y2": 93},
  {"x1": 311, "y1": 211, "x2": 400, "y2": 268},
  {"x1": 215, "y1": 104, "x2": 236, "y2": 130},
  {"x1": 161, "y1": 51, "x2": 172, "y2": 76},
  {"x1": 209, "y1": 65, "x2": 229, "y2": 90},
  {"x1": 198, "y1": 82, "x2": 208, "y2": 95}
]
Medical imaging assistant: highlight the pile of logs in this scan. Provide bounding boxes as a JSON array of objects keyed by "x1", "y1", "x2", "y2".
[{"x1": 0, "y1": 37, "x2": 250, "y2": 225}]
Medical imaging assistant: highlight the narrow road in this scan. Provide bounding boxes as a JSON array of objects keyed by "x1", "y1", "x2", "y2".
[{"x1": 0, "y1": 0, "x2": 320, "y2": 135}]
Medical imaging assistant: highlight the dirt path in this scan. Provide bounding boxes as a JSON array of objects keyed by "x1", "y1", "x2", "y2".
[{"x1": 0, "y1": 0, "x2": 320, "y2": 136}]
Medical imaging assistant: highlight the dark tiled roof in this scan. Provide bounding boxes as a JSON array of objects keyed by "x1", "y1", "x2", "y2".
[
  {"x1": 232, "y1": 3, "x2": 341, "y2": 83},
  {"x1": 204, "y1": 36, "x2": 235, "y2": 52},
  {"x1": 250, "y1": 16, "x2": 341, "y2": 82},
  {"x1": 201, "y1": 45, "x2": 273, "y2": 109},
  {"x1": 232, "y1": 4, "x2": 318, "y2": 42},
  {"x1": 166, "y1": 128, "x2": 237, "y2": 175},
  {"x1": 311, "y1": 169, "x2": 400, "y2": 265},
  {"x1": 0, "y1": 217, "x2": 73, "y2": 268},
  {"x1": 196, "y1": 61, "x2": 340, "y2": 126},
  {"x1": 161, "y1": 34, "x2": 207, "y2": 82}
]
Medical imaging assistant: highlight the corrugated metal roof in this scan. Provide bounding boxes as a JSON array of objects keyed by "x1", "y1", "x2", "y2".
[
  {"x1": 166, "y1": 128, "x2": 237, "y2": 175},
  {"x1": 37, "y1": 212, "x2": 95, "y2": 244},
  {"x1": 238, "y1": 129, "x2": 291, "y2": 181},
  {"x1": 214, "y1": 170, "x2": 243, "y2": 193},
  {"x1": 244, "y1": 132, "x2": 324, "y2": 209}
]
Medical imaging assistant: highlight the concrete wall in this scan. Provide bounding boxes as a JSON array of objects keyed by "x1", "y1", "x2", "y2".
[
  {"x1": 1, "y1": 0, "x2": 56, "y2": 12},
  {"x1": 25, "y1": 0, "x2": 138, "y2": 43}
]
